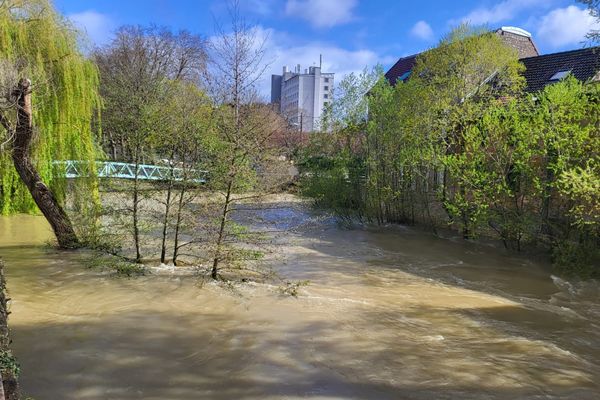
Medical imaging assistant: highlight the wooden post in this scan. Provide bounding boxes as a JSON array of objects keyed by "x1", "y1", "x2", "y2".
[{"x1": 11, "y1": 79, "x2": 79, "y2": 249}]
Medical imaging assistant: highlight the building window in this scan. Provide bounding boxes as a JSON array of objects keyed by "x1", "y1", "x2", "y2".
[
  {"x1": 324, "y1": 86, "x2": 329, "y2": 90},
  {"x1": 324, "y1": 78, "x2": 329, "y2": 83},
  {"x1": 324, "y1": 94, "x2": 328, "y2": 99},
  {"x1": 550, "y1": 70, "x2": 570, "y2": 81}
]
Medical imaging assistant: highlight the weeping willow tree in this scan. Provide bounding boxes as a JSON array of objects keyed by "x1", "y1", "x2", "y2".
[{"x1": 0, "y1": 0, "x2": 101, "y2": 216}]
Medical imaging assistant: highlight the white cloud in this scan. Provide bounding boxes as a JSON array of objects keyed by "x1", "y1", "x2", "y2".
[
  {"x1": 268, "y1": 42, "x2": 389, "y2": 79},
  {"x1": 285, "y1": 0, "x2": 357, "y2": 28},
  {"x1": 410, "y1": 21, "x2": 434, "y2": 41},
  {"x1": 223, "y1": 26, "x2": 392, "y2": 98},
  {"x1": 67, "y1": 10, "x2": 115, "y2": 46},
  {"x1": 458, "y1": 0, "x2": 546, "y2": 26},
  {"x1": 537, "y1": 6, "x2": 599, "y2": 48},
  {"x1": 244, "y1": 0, "x2": 276, "y2": 16}
]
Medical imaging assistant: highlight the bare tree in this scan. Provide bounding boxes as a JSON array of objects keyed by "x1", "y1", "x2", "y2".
[
  {"x1": 202, "y1": 3, "x2": 291, "y2": 279},
  {"x1": 148, "y1": 81, "x2": 212, "y2": 265},
  {"x1": 95, "y1": 25, "x2": 207, "y2": 261},
  {"x1": 94, "y1": 25, "x2": 207, "y2": 161}
]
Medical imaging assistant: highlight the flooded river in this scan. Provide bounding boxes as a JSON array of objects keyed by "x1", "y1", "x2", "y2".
[{"x1": 0, "y1": 205, "x2": 599, "y2": 399}]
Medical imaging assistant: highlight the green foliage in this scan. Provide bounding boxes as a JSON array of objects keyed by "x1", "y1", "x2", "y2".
[
  {"x1": 112, "y1": 261, "x2": 147, "y2": 277},
  {"x1": 74, "y1": 214, "x2": 123, "y2": 254},
  {"x1": 301, "y1": 152, "x2": 366, "y2": 219},
  {"x1": 86, "y1": 252, "x2": 147, "y2": 277},
  {"x1": 300, "y1": 68, "x2": 378, "y2": 220},
  {"x1": 0, "y1": 349, "x2": 20, "y2": 377},
  {"x1": 320, "y1": 67, "x2": 382, "y2": 132},
  {"x1": 0, "y1": 0, "x2": 101, "y2": 214},
  {"x1": 301, "y1": 25, "x2": 600, "y2": 277},
  {"x1": 552, "y1": 239, "x2": 600, "y2": 279},
  {"x1": 558, "y1": 165, "x2": 600, "y2": 228},
  {"x1": 148, "y1": 81, "x2": 213, "y2": 159},
  {"x1": 412, "y1": 24, "x2": 525, "y2": 108}
]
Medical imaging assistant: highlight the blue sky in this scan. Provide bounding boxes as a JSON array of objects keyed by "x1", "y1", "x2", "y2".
[{"x1": 55, "y1": 0, "x2": 599, "y2": 95}]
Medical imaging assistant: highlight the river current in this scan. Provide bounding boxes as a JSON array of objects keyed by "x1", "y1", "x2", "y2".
[{"x1": 0, "y1": 203, "x2": 599, "y2": 399}]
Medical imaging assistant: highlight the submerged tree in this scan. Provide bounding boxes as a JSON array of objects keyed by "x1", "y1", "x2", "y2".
[
  {"x1": 0, "y1": 0, "x2": 101, "y2": 247},
  {"x1": 95, "y1": 25, "x2": 206, "y2": 261},
  {"x1": 529, "y1": 77, "x2": 600, "y2": 273},
  {"x1": 0, "y1": 77, "x2": 79, "y2": 248},
  {"x1": 300, "y1": 23, "x2": 599, "y2": 276},
  {"x1": 147, "y1": 80, "x2": 213, "y2": 265},
  {"x1": 203, "y1": 1, "x2": 289, "y2": 279}
]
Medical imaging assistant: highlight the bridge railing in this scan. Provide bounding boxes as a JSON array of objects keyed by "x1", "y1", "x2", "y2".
[{"x1": 52, "y1": 161, "x2": 207, "y2": 183}]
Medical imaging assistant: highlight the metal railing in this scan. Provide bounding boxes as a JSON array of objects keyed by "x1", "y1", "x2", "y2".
[{"x1": 52, "y1": 161, "x2": 207, "y2": 183}]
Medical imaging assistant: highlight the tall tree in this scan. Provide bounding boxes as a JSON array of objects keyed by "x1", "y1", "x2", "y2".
[
  {"x1": 2, "y1": 78, "x2": 79, "y2": 248},
  {"x1": 147, "y1": 80, "x2": 213, "y2": 265},
  {"x1": 300, "y1": 24, "x2": 599, "y2": 276},
  {"x1": 0, "y1": 0, "x2": 101, "y2": 247},
  {"x1": 95, "y1": 25, "x2": 206, "y2": 261},
  {"x1": 94, "y1": 25, "x2": 206, "y2": 161},
  {"x1": 204, "y1": 1, "x2": 288, "y2": 279},
  {"x1": 411, "y1": 25, "x2": 525, "y2": 238}
]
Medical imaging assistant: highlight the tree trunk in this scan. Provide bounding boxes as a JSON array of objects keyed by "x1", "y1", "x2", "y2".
[
  {"x1": 212, "y1": 178, "x2": 233, "y2": 279},
  {"x1": 11, "y1": 79, "x2": 79, "y2": 249},
  {"x1": 132, "y1": 159, "x2": 141, "y2": 263},
  {"x1": 160, "y1": 184, "x2": 173, "y2": 264},
  {"x1": 172, "y1": 185, "x2": 187, "y2": 266},
  {"x1": 540, "y1": 165, "x2": 554, "y2": 237},
  {"x1": 160, "y1": 152, "x2": 176, "y2": 264}
]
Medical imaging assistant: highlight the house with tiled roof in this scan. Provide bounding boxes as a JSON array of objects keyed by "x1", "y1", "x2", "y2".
[
  {"x1": 521, "y1": 47, "x2": 600, "y2": 92},
  {"x1": 384, "y1": 27, "x2": 600, "y2": 93}
]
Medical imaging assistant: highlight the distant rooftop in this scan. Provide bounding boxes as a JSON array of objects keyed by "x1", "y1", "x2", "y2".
[
  {"x1": 521, "y1": 46, "x2": 600, "y2": 92},
  {"x1": 383, "y1": 54, "x2": 418, "y2": 86},
  {"x1": 384, "y1": 26, "x2": 539, "y2": 86}
]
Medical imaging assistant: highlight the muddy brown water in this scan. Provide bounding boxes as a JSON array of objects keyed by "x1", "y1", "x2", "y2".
[{"x1": 0, "y1": 207, "x2": 599, "y2": 400}]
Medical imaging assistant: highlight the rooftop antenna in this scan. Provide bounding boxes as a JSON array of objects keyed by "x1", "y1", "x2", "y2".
[{"x1": 319, "y1": 54, "x2": 322, "y2": 69}]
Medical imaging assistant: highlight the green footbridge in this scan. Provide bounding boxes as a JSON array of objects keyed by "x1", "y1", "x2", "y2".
[{"x1": 52, "y1": 161, "x2": 207, "y2": 183}]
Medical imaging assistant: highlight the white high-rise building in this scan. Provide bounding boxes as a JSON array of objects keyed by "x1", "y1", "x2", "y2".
[{"x1": 271, "y1": 64, "x2": 334, "y2": 132}]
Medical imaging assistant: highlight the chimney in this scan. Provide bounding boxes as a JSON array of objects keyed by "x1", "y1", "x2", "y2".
[
  {"x1": 497, "y1": 26, "x2": 539, "y2": 58},
  {"x1": 500, "y1": 26, "x2": 532, "y2": 38},
  {"x1": 283, "y1": 66, "x2": 287, "y2": 74}
]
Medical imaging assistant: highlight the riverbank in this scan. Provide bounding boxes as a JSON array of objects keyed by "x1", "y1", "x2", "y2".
[{"x1": 1, "y1": 197, "x2": 599, "y2": 399}]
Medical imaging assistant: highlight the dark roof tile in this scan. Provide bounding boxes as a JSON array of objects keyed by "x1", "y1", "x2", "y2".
[
  {"x1": 384, "y1": 46, "x2": 600, "y2": 93},
  {"x1": 384, "y1": 54, "x2": 418, "y2": 86},
  {"x1": 520, "y1": 46, "x2": 600, "y2": 92}
]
